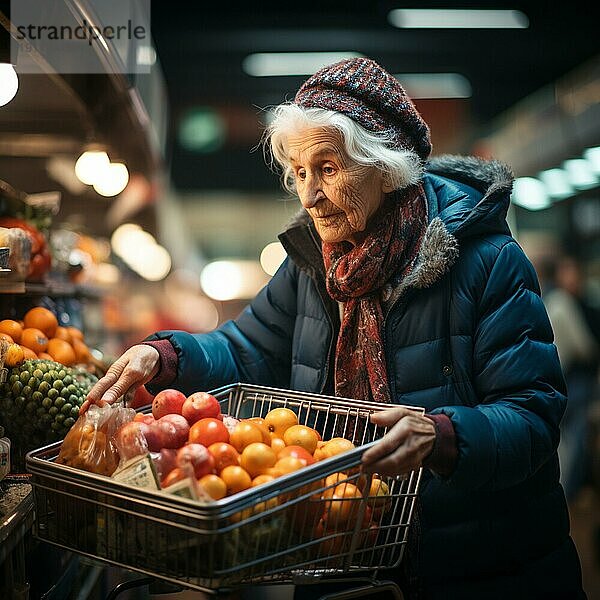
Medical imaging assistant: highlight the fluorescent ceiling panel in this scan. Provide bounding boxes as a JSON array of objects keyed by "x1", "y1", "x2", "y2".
[
  {"x1": 243, "y1": 52, "x2": 364, "y2": 77},
  {"x1": 388, "y1": 9, "x2": 529, "y2": 29}
]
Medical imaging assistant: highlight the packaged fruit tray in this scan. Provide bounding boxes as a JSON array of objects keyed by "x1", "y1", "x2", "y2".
[{"x1": 26, "y1": 383, "x2": 423, "y2": 595}]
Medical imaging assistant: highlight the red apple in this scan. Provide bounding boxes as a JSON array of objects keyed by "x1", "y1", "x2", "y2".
[
  {"x1": 152, "y1": 389, "x2": 187, "y2": 420},
  {"x1": 130, "y1": 385, "x2": 155, "y2": 409},
  {"x1": 176, "y1": 443, "x2": 215, "y2": 478},
  {"x1": 182, "y1": 392, "x2": 221, "y2": 425},
  {"x1": 114, "y1": 421, "x2": 148, "y2": 461},
  {"x1": 222, "y1": 415, "x2": 240, "y2": 434},
  {"x1": 140, "y1": 421, "x2": 164, "y2": 452},
  {"x1": 157, "y1": 414, "x2": 190, "y2": 449},
  {"x1": 153, "y1": 448, "x2": 178, "y2": 480}
]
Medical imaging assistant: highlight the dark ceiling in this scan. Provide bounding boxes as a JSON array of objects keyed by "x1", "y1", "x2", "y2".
[{"x1": 151, "y1": 1, "x2": 599, "y2": 193}]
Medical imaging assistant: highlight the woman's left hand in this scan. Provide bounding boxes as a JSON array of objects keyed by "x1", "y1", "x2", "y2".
[{"x1": 361, "y1": 407, "x2": 436, "y2": 477}]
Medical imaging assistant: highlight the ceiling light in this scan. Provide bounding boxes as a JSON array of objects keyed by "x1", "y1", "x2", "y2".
[
  {"x1": 260, "y1": 242, "x2": 287, "y2": 276},
  {"x1": 243, "y1": 52, "x2": 364, "y2": 77},
  {"x1": 388, "y1": 9, "x2": 528, "y2": 29},
  {"x1": 583, "y1": 147, "x2": 600, "y2": 175},
  {"x1": 563, "y1": 158, "x2": 598, "y2": 190},
  {"x1": 178, "y1": 108, "x2": 226, "y2": 153},
  {"x1": 75, "y1": 149, "x2": 110, "y2": 185},
  {"x1": 394, "y1": 73, "x2": 472, "y2": 99},
  {"x1": 0, "y1": 64, "x2": 19, "y2": 107},
  {"x1": 511, "y1": 177, "x2": 550, "y2": 211},
  {"x1": 93, "y1": 162, "x2": 130, "y2": 196},
  {"x1": 200, "y1": 260, "x2": 268, "y2": 301},
  {"x1": 537, "y1": 168, "x2": 574, "y2": 200}
]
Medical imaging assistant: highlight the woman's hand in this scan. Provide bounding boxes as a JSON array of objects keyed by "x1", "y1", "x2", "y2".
[
  {"x1": 80, "y1": 345, "x2": 160, "y2": 413},
  {"x1": 361, "y1": 406, "x2": 436, "y2": 477}
]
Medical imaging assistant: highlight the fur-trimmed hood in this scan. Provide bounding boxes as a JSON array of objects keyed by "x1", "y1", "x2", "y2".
[{"x1": 278, "y1": 154, "x2": 514, "y2": 294}]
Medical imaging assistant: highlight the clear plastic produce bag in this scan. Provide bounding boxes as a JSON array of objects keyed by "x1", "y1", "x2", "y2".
[{"x1": 56, "y1": 403, "x2": 135, "y2": 476}]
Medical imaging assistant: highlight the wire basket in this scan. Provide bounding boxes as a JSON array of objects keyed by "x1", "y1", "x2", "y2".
[{"x1": 26, "y1": 383, "x2": 423, "y2": 594}]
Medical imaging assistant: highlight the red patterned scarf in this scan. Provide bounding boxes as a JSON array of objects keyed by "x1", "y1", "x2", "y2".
[{"x1": 322, "y1": 184, "x2": 428, "y2": 403}]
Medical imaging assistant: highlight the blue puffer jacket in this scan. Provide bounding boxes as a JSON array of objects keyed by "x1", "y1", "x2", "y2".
[{"x1": 147, "y1": 155, "x2": 584, "y2": 598}]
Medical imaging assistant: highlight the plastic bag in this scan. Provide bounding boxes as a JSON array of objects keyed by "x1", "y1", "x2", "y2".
[{"x1": 56, "y1": 403, "x2": 135, "y2": 476}]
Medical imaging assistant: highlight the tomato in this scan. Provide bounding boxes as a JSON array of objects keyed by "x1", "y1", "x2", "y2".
[
  {"x1": 207, "y1": 442, "x2": 240, "y2": 472},
  {"x1": 240, "y1": 442, "x2": 277, "y2": 478},
  {"x1": 189, "y1": 417, "x2": 229, "y2": 446}
]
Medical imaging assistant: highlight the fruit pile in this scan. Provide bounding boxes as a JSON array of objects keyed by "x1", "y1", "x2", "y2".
[
  {"x1": 0, "y1": 306, "x2": 91, "y2": 367},
  {"x1": 114, "y1": 388, "x2": 393, "y2": 542},
  {"x1": 0, "y1": 358, "x2": 98, "y2": 465}
]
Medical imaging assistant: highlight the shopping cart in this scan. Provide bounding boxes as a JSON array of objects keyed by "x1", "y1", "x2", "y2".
[{"x1": 26, "y1": 383, "x2": 423, "y2": 598}]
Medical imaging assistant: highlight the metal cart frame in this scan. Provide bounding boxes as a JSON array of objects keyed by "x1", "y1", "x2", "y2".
[{"x1": 26, "y1": 383, "x2": 422, "y2": 597}]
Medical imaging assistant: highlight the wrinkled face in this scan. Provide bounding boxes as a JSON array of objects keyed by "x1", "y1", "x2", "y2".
[{"x1": 287, "y1": 128, "x2": 388, "y2": 245}]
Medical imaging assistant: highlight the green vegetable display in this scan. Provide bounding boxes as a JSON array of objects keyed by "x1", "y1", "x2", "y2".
[{"x1": 0, "y1": 359, "x2": 97, "y2": 468}]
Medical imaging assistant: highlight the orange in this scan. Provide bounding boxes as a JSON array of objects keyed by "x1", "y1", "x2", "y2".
[
  {"x1": 46, "y1": 338, "x2": 76, "y2": 366},
  {"x1": 20, "y1": 328, "x2": 49, "y2": 353},
  {"x1": 220, "y1": 465, "x2": 252, "y2": 496},
  {"x1": 273, "y1": 456, "x2": 305, "y2": 476},
  {"x1": 72, "y1": 338, "x2": 91, "y2": 362},
  {"x1": 0, "y1": 319, "x2": 23, "y2": 343},
  {"x1": 53, "y1": 326, "x2": 73, "y2": 344},
  {"x1": 229, "y1": 421, "x2": 263, "y2": 453},
  {"x1": 66, "y1": 326, "x2": 84, "y2": 342},
  {"x1": 322, "y1": 472, "x2": 349, "y2": 499},
  {"x1": 251, "y1": 474, "x2": 275, "y2": 487},
  {"x1": 38, "y1": 352, "x2": 53, "y2": 360},
  {"x1": 323, "y1": 482, "x2": 362, "y2": 528},
  {"x1": 0, "y1": 333, "x2": 14, "y2": 343},
  {"x1": 270, "y1": 436, "x2": 286, "y2": 455},
  {"x1": 366, "y1": 478, "x2": 392, "y2": 517},
  {"x1": 321, "y1": 438, "x2": 355, "y2": 459},
  {"x1": 4, "y1": 343, "x2": 24, "y2": 367},
  {"x1": 231, "y1": 497, "x2": 279, "y2": 523},
  {"x1": 264, "y1": 407, "x2": 298, "y2": 439},
  {"x1": 20, "y1": 346, "x2": 38, "y2": 360},
  {"x1": 240, "y1": 442, "x2": 277, "y2": 478},
  {"x1": 207, "y1": 442, "x2": 240, "y2": 472},
  {"x1": 198, "y1": 474, "x2": 227, "y2": 500},
  {"x1": 283, "y1": 425, "x2": 320, "y2": 454},
  {"x1": 23, "y1": 307, "x2": 58, "y2": 338},
  {"x1": 246, "y1": 417, "x2": 272, "y2": 444}
]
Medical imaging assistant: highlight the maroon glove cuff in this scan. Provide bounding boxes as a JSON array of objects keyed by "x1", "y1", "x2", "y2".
[
  {"x1": 140, "y1": 339, "x2": 178, "y2": 388},
  {"x1": 423, "y1": 413, "x2": 458, "y2": 477}
]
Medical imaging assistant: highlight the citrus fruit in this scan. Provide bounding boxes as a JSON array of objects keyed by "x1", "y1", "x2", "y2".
[
  {"x1": 246, "y1": 417, "x2": 272, "y2": 444},
  {"x1": 53, "y1": 326, "x2": 73, "y2": 344},
  {"x1": 72, "y1": 338, "x2": 91, "y2": 362},
  {"x1": 283, "y1": 425, "x2": 320, "y2": 454},
  {"x1": 23, "y1": 307, "x2": 58, "y2": 338},
  {"x1": 0, "y1": 319, "x2": 23, "y2": 343},
  {"x1": 198, "y1": 474, "x2": 227, "y2": 500},
  {"x1": 46, "y1": 338, "x2": 76, "y2": 365},
  {"x1": 240, "y1": 442, "x2": 277, "y2": 478},
  {"x1": 321, "y1": 437, "x2": 355, "y2": 459},
  {"x1": 19, "y1": 345, "x2": 38, "y2": 359},
  {"x1": 252, "y1": 474, "x2": 275, "y2": 487},
  {"x1": 273, "y1": 456, "x2": 305, "y2": 476},
  {"x1": 264, "y1": 407, "x2": 298, "y2": 438},
  {"x1": 271, "y1": 437, "x2": 286, "y2": 454},
  {"x1": 20, "y1": 327, "x2": 49, "y2": 353},
  {"x1": 278, "y1": 445, "x2": 316, "y2": 465},
  {"x1": 66, "y1": 326, "x2": 84, "y2": 341},
  {"x1": 220, "y1": 465, "x2": 252, "y2": 495},
  {"x1": 229, "y1": 421, "x2": 263, "y2": 453}
]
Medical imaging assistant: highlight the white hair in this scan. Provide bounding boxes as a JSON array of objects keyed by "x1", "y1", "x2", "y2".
[{"x1": 263, "y1": 103, "x2": 424, "y2": 195}]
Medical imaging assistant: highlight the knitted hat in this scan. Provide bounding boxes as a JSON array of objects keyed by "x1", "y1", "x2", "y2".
[{"x1": 294, "y1": 57, "x2": 432, "y2": 160}]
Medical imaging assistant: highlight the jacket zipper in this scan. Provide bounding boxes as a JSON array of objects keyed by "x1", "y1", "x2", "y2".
[{"x1": 306, "y1": 224, "x2": 337, "y2": 394}]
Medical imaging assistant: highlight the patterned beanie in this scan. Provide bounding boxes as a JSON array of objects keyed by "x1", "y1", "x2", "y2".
[{"x1": 294, "y1": 57, "x2": 432, "y2": 160}]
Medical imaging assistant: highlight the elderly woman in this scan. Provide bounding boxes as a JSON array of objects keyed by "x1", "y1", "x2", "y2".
[{"x1": 86, "y1": 58, "x2": 585, "y2": 599}]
